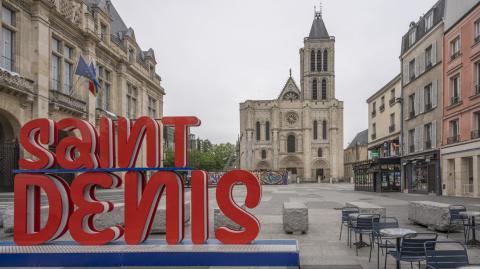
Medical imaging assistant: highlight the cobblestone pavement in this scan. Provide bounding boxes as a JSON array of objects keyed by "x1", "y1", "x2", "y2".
[{"x1": 1, "y1": 183, "x2": 480, "y2": 268}]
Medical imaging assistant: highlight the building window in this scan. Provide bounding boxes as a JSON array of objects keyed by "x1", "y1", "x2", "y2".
[
  {"x1": 475, "y1": 19, "x2": 480, "y2": 43},
  {"x1": 126, "y1": 83, "x2": 138, "y2": 119},
  {"x1": 261, "y1": 149, "x2": 267, "y2": 160},
  {"x1": 475, "y1": 62, "x2": 480, "y2": 95},
  {"x1": 409, "y1": 28, "x2": 416, "y2": 45},
  {"x1": 312, "y1": 79, "x2": 318, "y2": 100},
  {"x1": 1, "y1": 6, "x2": 15, "y2": 71},
  {"x1": 310, "y1": 50, "x2": 315, "y2": 71},
  {"x1": 316, "y1": 49, "x2": 321, "y2": 71},
  {"x1": 318, "y1": 148, "x2": 323, "y2": 157},
  {"x1": 63, "y1": 45, "x2": 73, "y2": 94},
  {"x1": 380, "y1": 96, "x2": 385, "y2": 112},
  {"x1": 372, "y1": 101, "x2": 377, "y2": 117},
  {"x1": 322, "y1": 120, "x2": 327, "y2": 140},
  {"x1": 323, "y1": 49, "x2": 328, "y2": 71},
  {"x1": 425, "y1": 45, "x2": 432, "y2": 68},
  {"x1": 100, "y1": 23, "x2": 108, "y2": 42},
  {"x1": 96, "y1": 65, "x2": 112, "y2": 111},
  {"x1": 450, "y1": 75, "x2": 460, "y2": 105},
  {"x1": 409, "y1": 58, "x2": 416, "y2": 80},
  {"x1": 313, "y1": 120, "x2": 318, "y2": 140},
  {"x1": 424, "y1": 83, "x2": 432, "y2": 110},
  {"x1": 51, "y1": 37, "x2": 61, "y2": 91},
  {"x1": 425, "y1": 12, "x2": 433, "y2": 31},
  {"x1": 389, "y1": 89, "x2": 396, "y2": 105},
  {"x1": 371, "y1": 123, "x2": 376, "y2": 140},
  {"x1": 265, "y1": 121, "x2": 270, "y2": 141},
  {"x1": 408, "y1": 129, "x2": 415, "y2": 153},
  {"x1": 287, "y1": 134, "x2": 295, "y2": 153},
  {"x1": 424, "y1": 123, "x2": 432, "y2": 149},
  {"x1": 389, "y1": 113, "x2": 395, "y2": 133},
  {"x1": 321, "y1": 79, "x2": 327, "y2": 100},
  {"x1": 148, "y1": 96, "x2": 157, "y2": 118},
  {"x1": 128, "y1": 47, "x2": 135, "y2": 63},
  {"x1": 448, "y1": 119, "x2": 459, "y2": 144},
  {"x1": 473, "y1": 112, "x2": 480, "y2": 139},
  {"x1": 255, "y1": 121, "x2": 261, "y2": 141},
  {"x1": 450, "y1": 37, "x2": 460, "y2": 59},
  {"x1": 409, "y1": 93, "x2": 415, "y2": 118}
]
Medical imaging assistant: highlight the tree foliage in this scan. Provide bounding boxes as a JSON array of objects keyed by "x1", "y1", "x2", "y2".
[{"x1": 163, "y1": 139, "x2": 235, "y2": 171}]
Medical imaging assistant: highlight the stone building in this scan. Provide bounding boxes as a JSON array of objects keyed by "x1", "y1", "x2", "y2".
[
  {"x1": 441, "y1": 1, "x2": 480, "y2": 198},
  {"x1": 0, "y1": 0, "x2": 164, "y2": 192},
  {"x1": 400, "y1": 0, "x2": 445, "y2": 195},
  {"x1": 344, "y1": 129, "x2": 368, "y2": 181},
  {"x1": 363, "y1": 74, "x2": 402, "y2": 192},
  {"x1": 239, "y1": 9, "x2": 344, "y2": 183}
]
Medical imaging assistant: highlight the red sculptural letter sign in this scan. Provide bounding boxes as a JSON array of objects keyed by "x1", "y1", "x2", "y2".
[{"x1": 14, "y1": 116, "x2": 262, "y2": 246}]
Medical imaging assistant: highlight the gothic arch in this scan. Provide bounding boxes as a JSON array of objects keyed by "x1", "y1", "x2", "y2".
[
  {"x1": 321, "y1": 79, "x2": 327, "y2": 100},
  {"x1": 310, "y1": 50, "x2": 315, "y2": 71},
  {"x1": 0, "y1": 108, "x2": 20, "y2": 143},
  {"x1": 312, "y1": 79, "x2": 318, "y2": 100},
  {"x1": 316, "y1": 49, "x2": 322, "y2": 71},
  {"x1": 323, "y1": 49, "x2": 328, "y2": 71}
]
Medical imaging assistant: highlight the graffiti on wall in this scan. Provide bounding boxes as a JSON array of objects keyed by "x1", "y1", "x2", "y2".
[{"x1": 206, "y1": 170, "x2": 288, "y2": 185}]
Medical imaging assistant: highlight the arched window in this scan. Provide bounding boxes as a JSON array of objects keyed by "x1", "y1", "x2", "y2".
[
  {"x1": 256, "y1": 121, "x2": 261, "y2": 141},
  {"x1": 322, "y1": 120, "x2": 327, "y2": 140},
  {"x1": 312, "y1": 79, "x2": 318, "y2": 100},
  {"x1": 316, "y1": 50, "x2": 322, "y2": 71},
  {"x1": 261, "y1": 149, "x2": 267, "y2": 160},
  {"x1": 265, "y1": 121, "x2": 270, "y2": 141},
  {"x1": 323, "y1": 49, "x2": 328, "y2": 71},
  {"x1": 321, "y1": 79, "x2": 327, "y2": 100},
  {"x1": 310, "y1": 50, "x2": 315, "y2": 71},
  {"x1": 287, "y1": 134, "x2": 296, "y2": 153},
  {"x1": 313, "y1": 120, "x2": 318, "y2": 139},
  {"x1": 318, "y1": 148, "x2": 323, "y2": 157}
]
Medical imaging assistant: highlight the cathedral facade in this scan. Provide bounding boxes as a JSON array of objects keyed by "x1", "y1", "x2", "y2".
[{"x1": 239, "y1": 11, "x2": 344, "y2": 182}]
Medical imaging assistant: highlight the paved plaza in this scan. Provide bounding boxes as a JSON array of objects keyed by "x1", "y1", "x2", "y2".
[{"x1": 1, "y1": 183, "x2": 480, "y2": 268}]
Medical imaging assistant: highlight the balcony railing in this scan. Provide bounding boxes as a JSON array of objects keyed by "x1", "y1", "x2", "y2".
[
  {"x1": 425, "y1": 102, "x2": 432, "y2": 111},
  {"x1": 472, "y1": 130, "x2": 480, "y2": 139},
  {"x1": 410, "y1": 73, "x2": 416, "y2": 81},
  {"x1": 450, "y1": 51, "x2": 460, "y2": 60},
  {"x1": 371, "y1": 133, "x2": 377, "y2": 140},
  {"x1": 0, "y1": 67, "x2": 35, "y2": 99},
  {"x1": 450, "y1": 96, "x2": 460, "y2": 106},
  {"x1": 425, "y1": 61, "x2": 433, "y2": 70},
  {"x1": 409, "y1": 111, "x2": 416, "y2": 119},
  {"x1": 447, "y1": 135, "x2": 460, "y2": 144},
  {"x1": 49, "y1": 90, "x2": 87, "y2": 117},
  {"x1": 389, "y1": 98, "x2": 396, "y2": 106},
  {"x1": 379, "y1": 104, "x2": 385, "y2": 112},
  {"x1": 425, "y1": 140, "x2": 432, "y2": 150},
  {"x1": 371, "y1": 110, "x2": 376, "y2": 117},
  {"x1": 389, "y1": 125, "x2": 395, "y2": 133}
]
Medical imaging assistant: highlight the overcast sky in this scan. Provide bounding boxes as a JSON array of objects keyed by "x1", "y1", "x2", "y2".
[{"x1": 114, "y1": 0, "x2": 437, "y2": 146}]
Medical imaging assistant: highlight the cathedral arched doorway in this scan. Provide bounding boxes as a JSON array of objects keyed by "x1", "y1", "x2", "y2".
[
  {"x1": 0, "y1": 109, "x2": 20, "y2": 192},
  {"x1": 312, "y1": 159, "x2": 329, "y2": 183},
  {"x1": 280, "y1": 155, "x2": 303, "y2": 182}
]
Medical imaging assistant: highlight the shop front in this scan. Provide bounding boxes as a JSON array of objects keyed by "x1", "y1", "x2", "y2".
[
  {"x1": 353, "y1": 157, "x2": 401, "y2": 192},
  {"x1": 403, "y1": 150, "x2": 441, "y2": 195}
]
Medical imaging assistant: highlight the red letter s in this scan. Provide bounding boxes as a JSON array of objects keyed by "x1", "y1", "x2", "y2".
[{"x1": 215, "y1": 170, "x2": 261, "y2": 244}]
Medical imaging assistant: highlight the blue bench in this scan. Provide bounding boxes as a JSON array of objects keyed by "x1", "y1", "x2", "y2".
[{"x1": 0, "y1": 239, "x2": 299, "y2": 267}]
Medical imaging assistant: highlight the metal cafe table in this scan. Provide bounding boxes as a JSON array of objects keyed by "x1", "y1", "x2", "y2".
[
  {"x1": 380, "y1": 228, "x2": 416, "y2": 269},
  {"x1": 460, "y1": 211, "x2": 480, "y2": 247}
]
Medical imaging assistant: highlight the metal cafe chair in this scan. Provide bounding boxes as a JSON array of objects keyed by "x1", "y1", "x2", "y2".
[
  {"x1": 352, "y1": 214, "x2": 380, "y2": 257},
  {"x1": 372, "y1": 217, "x2": 399, "y2": 269},
  {"x1": 424, "y1": 240, "x2": 469, "y2": 269},
  {"x1": 339, "y1": 206, "x2": 359, "y2": 245},
  {"x1": 386, "y1": 232, "x2": 438, "y2": 269},
  {"x1": 447, "y1": 205, "x2": 469, "y2": 243}
]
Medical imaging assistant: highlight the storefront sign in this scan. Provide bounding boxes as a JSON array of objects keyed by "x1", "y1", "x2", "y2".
[{"x1": 13, "y1": 116, "x2": 261, "y2": 246}]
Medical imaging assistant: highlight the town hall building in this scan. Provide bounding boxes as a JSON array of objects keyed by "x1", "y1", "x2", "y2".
[{"x1": 239, "y1": 9, "x2": 344, "y2": 182}]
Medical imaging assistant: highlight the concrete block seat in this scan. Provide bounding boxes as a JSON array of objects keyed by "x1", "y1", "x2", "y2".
[
  {"x1": 345, "y1": 201, "x2": 386, "y2": 217},
  {"x1": 214, "y1": 205, "x2": 245, "y2": 231},
  {"x1": 283, "y1": 202, "x2": 308, "y2": 234},
  {"x1": 408, "y1": 201, "x2": 451, "y2": 231}
]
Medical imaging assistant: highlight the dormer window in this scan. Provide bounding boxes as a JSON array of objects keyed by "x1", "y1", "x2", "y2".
[
  {"x1": 409, "y1": 28, "x2": 416, "y2": 45},
  {"x1": 100, "y1": 22, "x2": 108, "y2": 42},
  {"x1": 425, "y1": 12, "x2": 433, "y2": 31}
]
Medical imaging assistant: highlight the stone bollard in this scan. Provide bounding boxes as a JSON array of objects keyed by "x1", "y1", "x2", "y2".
[{"x1": 283, "y1": 202, "x2": 308, "y2": 234}]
